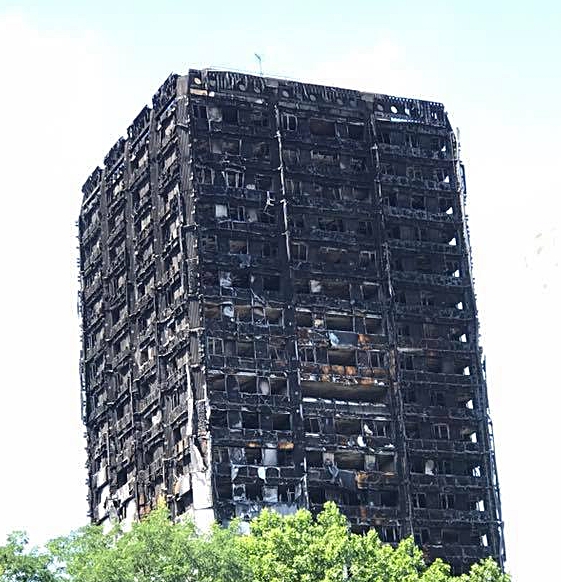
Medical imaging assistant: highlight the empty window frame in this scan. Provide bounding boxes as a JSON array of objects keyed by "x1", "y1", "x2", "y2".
[
  {"x1": 263, "y1": 275, "x2": 280, "y2": 291},
  {"x1": 309, "y1": 118, "x2": 336, "y2": 137},
  {"x1": 295, "y1": 310, "x2": 312, "y2": 327},
  {"x1": 231, "y1": 206, "x2": 246, "y2": 222},
  {"x1": 236, "y1": 341, "x2": 254, "y2": 357},
  {"x1": 283, "y1": 148, "x2": 300, "y2": 165},
  {"x1": 228, "y1": 239, "x2": 248, "y2": 254},
  {"x1": 196, "y1": 166, "x2": 214, "y2": 185},
  {"x1": 318, "y1": 217, "x2": 345, "y2": 232},
  {"x1": 224, "y1": 169, "x2": 244, "y2": 188},
  {"x1": 433, "y1": 423, "x2": 450, "y2": 440},
  {"x1": 245, "y1": 447, "x2": 262, "y2": 464},
  {"x1": 281, "y1": 113, "x2": 297, "y2": 131},
  {"x1": 347, "y1": 123, "x2": 364, "y2": 140},
  {"x1": 358, "y1": 220, "x2": 374, "y2": 236},
  {"x1": 291, "y1": 243, "x2": 308, "y2": 261},
  {"x1": 440, "y1": 493, "x2": 455, "y2": 509},
  {"x1": 319, "y1": 246, "x2": 346, "y2": 264},
  {"x1": 325, "y1": 314, "x2": 353, "y2": 331},
  {"x1": 311, "y1": 150, "x2": 338, "y2": 164},
  {"x1": 255, "y1": 174, "x2": 273, "y2": 191},
  {"x1": 193, "y1": 104, "x2": 207, "y2": 119},
  {"x1": 261, "y1": 241, "x2": 278, "y2": 258},
  {"x1": 207, "y1": 337, "x2": 223, "y2": 355},
  {"x1": 380, "y1": 526, "x2": 399, "y2": 543},
  {"x1": 252, "y1": 142, "x2": 270, "y2": 159},
  {"x1": 222, "y1": 106, "x2": 239, "y2": 124},
  {"x1": 272, "y1": 413, "x2": 291, "y2": 430},
  {"x1": 252, "y1": 110, "x2": 269, "y2": 127},
  {"x1": 359, "y1": 250, "x2": 376, "y2": 266}
]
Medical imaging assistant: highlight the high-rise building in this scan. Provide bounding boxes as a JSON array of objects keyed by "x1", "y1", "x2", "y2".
[{"x1": 78, "y1": 69, "x2": 505, "y2": 573}]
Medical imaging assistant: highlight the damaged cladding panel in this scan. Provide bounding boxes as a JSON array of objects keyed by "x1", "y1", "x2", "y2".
[{"x1": 78, "y1": 69, "x2": 505, "y2": 574}]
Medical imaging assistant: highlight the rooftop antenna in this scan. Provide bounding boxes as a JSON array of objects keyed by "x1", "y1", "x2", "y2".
[{"x1": 254, "y1": 53, "x2": 263, "y2": 76}]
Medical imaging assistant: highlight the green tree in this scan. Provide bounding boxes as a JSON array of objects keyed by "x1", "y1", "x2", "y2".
[
  {"x1": 0, "y1": 532, "x2": 58, "y2": 582},
  {"x1": 47, "y1": 501, "x2": 249, "y2": 582},
  {"x1": 2, "y1": 501, "x2": 509, "y2": 582},
  {"x1": 242, "y1": 502, "x2": 508, "y2": 582}
]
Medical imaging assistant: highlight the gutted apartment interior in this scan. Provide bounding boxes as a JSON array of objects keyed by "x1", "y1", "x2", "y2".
[{"x1": 79, "y1": 69, "x2": 504, "y2": 574}]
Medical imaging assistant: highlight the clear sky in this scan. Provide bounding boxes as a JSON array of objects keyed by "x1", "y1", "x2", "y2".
[{"x1": 0, "y1": 1, "x2": 559, "y2": 580}]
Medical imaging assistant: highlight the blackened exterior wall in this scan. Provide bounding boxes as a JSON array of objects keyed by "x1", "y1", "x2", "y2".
[{"x1": 78, "y1": 69, "x2": 504, "y2": 574}]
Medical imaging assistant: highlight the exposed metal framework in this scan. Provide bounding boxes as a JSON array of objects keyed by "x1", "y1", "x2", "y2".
[{"x1": 78, "y1": 69, "x2": 504, "y2": 574}]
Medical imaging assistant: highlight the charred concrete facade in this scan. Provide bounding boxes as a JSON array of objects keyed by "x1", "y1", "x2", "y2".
[{"x1": 79, "y1": 70, "x2": 504, "y2": 573}]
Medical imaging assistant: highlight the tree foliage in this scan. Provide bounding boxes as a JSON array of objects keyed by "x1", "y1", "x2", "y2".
[
  {"x1": 0, "y1": 532, "x2": 57, "y2": 582},
  {"x1": 1, "y1": 502, "x2": 509, "y2": 582}
]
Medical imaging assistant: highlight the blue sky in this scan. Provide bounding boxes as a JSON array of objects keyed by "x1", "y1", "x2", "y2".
[{"x1": 0, "y1": 2, "x2": 559, "y2": 580}]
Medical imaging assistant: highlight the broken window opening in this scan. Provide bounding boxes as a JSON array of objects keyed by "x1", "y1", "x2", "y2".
[
  {"x1": 295, "y1": 310, "x2": 312, "y2": 327},
  {"x1": 291, "y1": 242, "x2": 308, "y2": 261},
  {"x1": 362, "y1": 283, "x2": 379, "y2": 301},
  {"x1": 266, "y1": 307, "x2": 283, "y2": 324},
  {"x1": 245, "y1": 447, "x2": 262, "y2": 464},
  {"x1": 224, "y1": 169, "x2": 243, "y2": 188},
  {"x1": 272, "y1": 413, "x2": 291, "y2": 431},
  {"x1": 348, "y1": 123, "x2": 364, "y2": 140},
  {"x1": 263, "y1": 275, "x2": 280, "y2": 292},
  {"x1": 318, "y1": 217, "x2": 345, "y2": 232},
  {"x1": 252, "y1": 142, "x2": 270, "y2": 159},
  {"x1": 358, "y1": 220, "x2": 374, "y2": 236},
  {"x1": 262, "y1": 241, "x2": 278, "y2": 258},
  {"x1": 207, "y1": 337, "x2": 223, "y2": 355},
  {"x1": 320, "y1": 281, "x2": 348, "y2": 299},
  {"x1": 414, "y1": 529, "x2": 430, "y2": 545},
  {"x1": 283, "y1": 148, "x2": 300, "y2": 165},
  {"x1": 380, "y1": 490, "x2": 398, "y2": 508},
  {"x1": 229, "y1": 239, "x2": 248, "y2": 255},
  {"x1": 208, "y1": 375, "x2": 226, "y2": 392},
  {"x1": 238, "y1": 375, "x2": 257, "y2": 394},
  {"x1": 305, "y1": 449, "x2": 323, "y2": 466},
  {"x1": 255, "y1": 174, "x2": 273, "y2": 191},
  {"x1": 441, "y1": 529, "x2": 459, "y2": 545},
  {"x1": 231, "y1": 206, "x2": 246, "y2": 222},
  {"x1": 245, "y1": 483, "x2": 263, "y2": 501},
  {"x1": 334, "y1": 418, "x2": 361, "y2": 436},
  {"x1": 311, "y1": 150, "x2": 338, "y2": 164},
  {"x1": 319, "y1": 247, "x2": 346, "y2": 264},
  {"x1": 433, "y1": 423, "x2": 450, "y2": 440},
  {"x1": 310, "y1": 118, "x2": 336, "y2": 137},
  {"x1": 193, "y1": 104, "x2": 207, "y2": 119},
  {"x1": 359, "y1": 250, "x2": 376, "y2": 267},
  {"x1": 252, "y1": 111, "x2": 269, "y2": 127},
  {"x1": 277, "y1": 449, "x2": 293, "y2": 466},
  {"x1": 236, "y1": 341, "x2": 254, "y2": 357},
  {"x1": 325, "y1": 314, "x2": 354, "y2": 331},
  {"x1": 365, "y1": 317, "x2": 383, "y2": 334},
  {"x1": 269, "y1": 377, "x2": 287, "y2": 396},
  {"x1": 350, "y1": 157, "x2": 366, "y2": 172},
  {"x1": 281, "y1": 113, "x2": 297, "y2": 131},
  {"x1": 195, "y1": 166, "x2": 214, "y2": 185},
  {"x1": 440, "y1": 493, "x2": 455, "y2": 509},
  {"x1": 304, "y1": 417, "x2": 321, "y2": 434},
  {"x1": 241, "y1": 411, "x2": 259, "y2": 429},
  {"x1": 380, "y1": 526, "x2": 399, "y2": 543},
  {"x1": 334, "y1": 451, "x2": 364, "y2": 470},
  {"x1": 221, "y1": 106, "x2": 239, "y2": 125}
]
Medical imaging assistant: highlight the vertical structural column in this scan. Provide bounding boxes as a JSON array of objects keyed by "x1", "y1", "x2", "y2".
[
  {"x1": 368, "y1": 111, "x2": 414, "y2": 538},
  {"x1": 273, "y1": 101, "x2": 307, "y2": 507}
]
